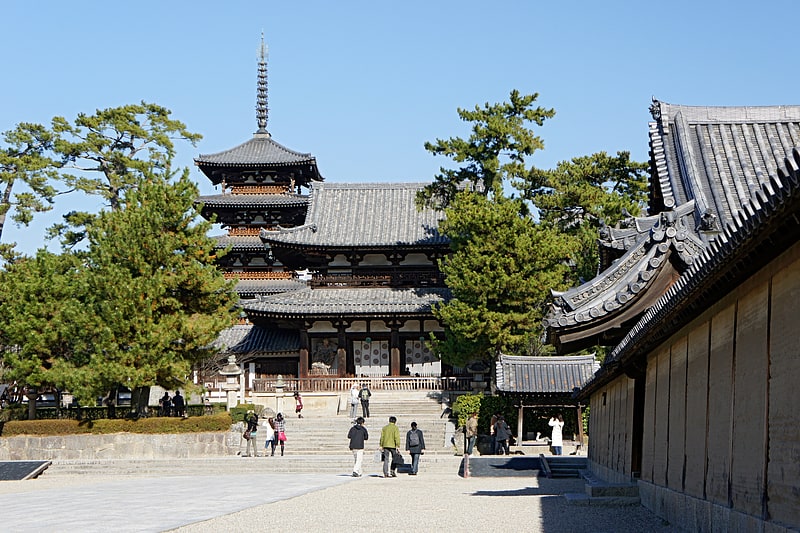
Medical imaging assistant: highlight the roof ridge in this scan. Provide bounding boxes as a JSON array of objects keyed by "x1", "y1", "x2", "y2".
[{"x1": 609, "y1": 146, "x2": 800, "y2": 362}]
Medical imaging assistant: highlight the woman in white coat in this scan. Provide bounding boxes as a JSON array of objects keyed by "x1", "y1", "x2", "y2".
[{"x1": 549, "y1": 413, "x2": 565, "y2": 455}]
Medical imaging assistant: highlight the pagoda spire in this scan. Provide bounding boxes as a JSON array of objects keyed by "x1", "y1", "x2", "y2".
[{"x1": 256, "y1": 32, "x2": 269, "y2": 134}]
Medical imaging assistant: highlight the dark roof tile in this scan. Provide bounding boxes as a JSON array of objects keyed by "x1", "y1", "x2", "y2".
[{"x1": 261, "y1": 182, "x2": 448, "y2": 248}]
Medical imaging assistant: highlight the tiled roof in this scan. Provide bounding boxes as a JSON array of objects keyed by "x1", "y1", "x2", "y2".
[
  {"x1": 649, "y1": 101, "x2": 800, "y2": 228},
  {"x1": 609, "y1": 147, "x2": 800, "y2": 367},
  {"x1": 545, "y1": 102, "x2": 800, "y2": 353},
  {"x1": 212, "y1": 324, "x2": 298, "y2": 355},
  {"x1": 242, "y1": 287, "x2": 451, "y2": 318},
  {"x1": 195, "y1": 132, "x2": 318, "y2": 169},
  {"x1": 260, "y1": 182, "x2": 448, "y2": 248},
  {"x1": 197, "y1": 193, "x2": 309, "y2": 209},
  {"x1": 495, "y1": 354, "x2": 599, "y2": 394},
  {"x1": 234, "y1": 278, "x2": 307, "y2": 296},
  {"x1": 213, "y1": 234, "x2": 268, "y2": 250}
]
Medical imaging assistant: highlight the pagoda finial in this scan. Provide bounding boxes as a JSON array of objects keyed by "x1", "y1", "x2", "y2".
[{"x1": 256, "y1": 32, "x2": 269, "y2": 134}]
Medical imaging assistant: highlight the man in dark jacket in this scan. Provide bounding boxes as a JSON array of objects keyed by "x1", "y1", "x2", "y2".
[
  {"x1": 347, "y1": 417, "x2": 369, "y2": 477},
  {"x1": 494, "y1": 416, "x2": 512, "y2": 455},
  {"x1": 405, "y1": 421, "x2": 426, "y2": 475}
]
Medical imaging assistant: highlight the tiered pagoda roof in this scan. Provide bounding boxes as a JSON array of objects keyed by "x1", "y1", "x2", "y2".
[
  {"x1": 545, "y1": 101, "x2": 800, "y2": 354},
  {"x1": 194, "y1": 36, "x2": 322, "y2": 186},
  {"x1": 195, "y1": 133, "x2": 322, "y2": 184}
]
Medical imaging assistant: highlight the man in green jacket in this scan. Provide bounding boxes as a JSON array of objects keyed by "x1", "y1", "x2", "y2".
[{"x1": 379, "y1": 416, "x2": 401, "y2": 478}]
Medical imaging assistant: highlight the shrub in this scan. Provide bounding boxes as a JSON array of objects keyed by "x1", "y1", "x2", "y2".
[
  {"x1": 452, "y1": 393, "x2": 483, "y2": 427},
  {"x1": 0, "y1": 412, "x2": 233, "y2": 437}
]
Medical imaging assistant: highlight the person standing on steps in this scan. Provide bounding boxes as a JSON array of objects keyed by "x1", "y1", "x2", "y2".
[
  {"x1": 244, "y1": 409, "x2": 259, "y2": 457},
  {"x1": 263, "y1": 416, "x2": 276, "y2": 457},
  {"x1": 549, "y1": 413, "x2": 565, "y2": 455},
  {"x1": 379, "y1": 416, "x2": 401, "y2": 478},
  {"x1": 358, "y1": 383, "x2": 371, "y2": 418},
  {"x1": 347, "y1": 416, "x2": 369, "y2": 477},
  {"x1": 274, "y1": 412, "x2": 286, "y2": 456},
  {"x1": 294, "y1": 391, "x2": 304, "y2": 418},
  {"x1": 349, "y1": 383, "x2": 360, "y2": 419},
  {"x1": 405, "y1": 421, "x2": 426, "y2": 475}
]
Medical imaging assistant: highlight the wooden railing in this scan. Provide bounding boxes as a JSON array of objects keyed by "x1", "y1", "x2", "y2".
[
  {"x1": 249, "y1": 376, "x2": 472, "y2": 393},
  {"x1": 224, "y1": 271, "x2": 296, "y2": 280},
  {"x1": 230, "y1": 185, "x2": 288, "y2": 195}
]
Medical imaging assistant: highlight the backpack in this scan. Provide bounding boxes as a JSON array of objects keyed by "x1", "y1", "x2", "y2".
[{"x1": 409, "y1": 430, "x2": 420, "y2": 447}]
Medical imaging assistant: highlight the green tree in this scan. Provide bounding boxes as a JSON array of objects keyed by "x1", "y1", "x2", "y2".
[
  {"x1": 47, "y1": 102, "x2": 201, "y2": 247},
  {"x1": 421, "y1": 92, "x2": 647, "y2": 365},
  {"x1": 433, "y1": 193, "x2": 572, "y2": 365},
  {"x1": 0, "y1": 170, "x2": 237, "y2": 407},
  {"x1": 0, "y1": 123, "x2": 60, "y2": 260},
  {"x1": 418, "y1": 90, "x2": 555, "y2": 209},
  {"x1": 525, "y1": 151, "x2": 648, "y2": 282}
]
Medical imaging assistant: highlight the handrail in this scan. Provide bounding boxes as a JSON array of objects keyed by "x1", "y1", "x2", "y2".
[{"x1": 243, "y1": 376, "x2": 472, "y2": 393}]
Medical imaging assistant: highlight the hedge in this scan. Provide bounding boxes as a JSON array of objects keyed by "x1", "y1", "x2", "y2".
[{"x1": 0, "y1": 412, "x2": 233, "y2": 437}]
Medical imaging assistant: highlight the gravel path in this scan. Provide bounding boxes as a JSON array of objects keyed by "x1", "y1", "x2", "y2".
[{"x1": 168, "y1": 473, "x2": 675, "y2": 533}]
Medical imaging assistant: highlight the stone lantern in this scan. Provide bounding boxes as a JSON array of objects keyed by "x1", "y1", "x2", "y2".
[
  {"x1": 465, "y1": 361, "x2": 490, "y2": 394},
  {"x1": 219, "y1": 354, "x2": 243, "y2": 410}
]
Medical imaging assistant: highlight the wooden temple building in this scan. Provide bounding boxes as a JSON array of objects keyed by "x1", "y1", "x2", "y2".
[
  {"x1": 195, "y1": 40, "x2": 451, "y2": 382},
  {"x1": 545, "y1": 101, "x2": 800, "y2": 531}
]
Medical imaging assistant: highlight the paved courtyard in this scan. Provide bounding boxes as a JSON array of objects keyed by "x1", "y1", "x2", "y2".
[{"x1": 0, "y1": 469, "x2": 676, "y2": 532}]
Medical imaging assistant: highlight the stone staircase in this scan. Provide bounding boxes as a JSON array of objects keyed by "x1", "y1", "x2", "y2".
[
  {"x1": 46, "y1": 390, "x2": 463, "y2": 477},
  {"x1": 251, "y1": 390, "x2": 455, "y2": 455},
  {"x1": 539, "y1": 455, "x2": 588, "y2": 478}
]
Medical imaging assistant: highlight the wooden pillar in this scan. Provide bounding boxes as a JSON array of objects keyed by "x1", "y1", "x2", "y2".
[
  {"x1": 298, "y1": 330, "x2": 309, "y2": 378},
  {"x1": 576, "y1": 403, "x2": 584, "y2": 447},
  {"x1": 338, "y1": 328, "x2": 347, "y2": 377},
  {"x1": 390, "y1": 329, "x2": 400, "y2": 376},
  {"x1": 517, "y1": 405, "x2": 524, "y2": 446}
]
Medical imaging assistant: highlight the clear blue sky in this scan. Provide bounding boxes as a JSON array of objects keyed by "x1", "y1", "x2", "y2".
[{"x1": 3, "y1": 1, "x2": 799, "y2": 255}]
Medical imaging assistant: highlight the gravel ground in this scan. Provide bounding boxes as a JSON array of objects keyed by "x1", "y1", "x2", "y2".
[{"x1": 168, "y1": 473, "x2": 676, "y2": 533}]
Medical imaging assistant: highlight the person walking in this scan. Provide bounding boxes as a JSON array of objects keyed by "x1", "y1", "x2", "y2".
[
  {"x1": 379, "y1": 416, "x2": 401, "y2": 478},
  {"x1": 358, "y1": 383, "x2": 371, "y2": 418},
  {"x1": 493, "y1": 415, "x2": 512, "y2": 455},
  {"x1": 465, "y1": 412, "x2": 479, "y2": 455},
  {"x1": 294, "y1": 391, "x2": 304, "y2": 418},
  {"x1": 549, "y1": 413, "x2": 565, "y2": 455},
  {"x1": 244, "y1": 410, "x2": 259, "y2": 457},
  {"x1": 347, "y1": 416, "x2": 369, "y2": 477},
  {"x1": 405, "y1": 421, "x2": 426, "y2": 475},
  {"x1": 349, "y1": 384, "x2": 360, "y2": 419},
  {"x1": 274, "y1": 412, "x2": 286, "y2": 456},
  {"x1": 263, "y1": 416, "x2": 276, "y2": 457}
]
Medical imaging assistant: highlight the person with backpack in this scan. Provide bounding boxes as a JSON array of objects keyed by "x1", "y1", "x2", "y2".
[
  {"x1": 405, "y1": 421, "x2": 426, "y2": 475},
  {"x1": 358, "y1": 383, "x2": 371, "y2": 418}
]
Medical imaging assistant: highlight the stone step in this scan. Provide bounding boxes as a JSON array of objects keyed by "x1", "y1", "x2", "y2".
[
  {"x1": 46, "y1": 455, "x2": 465, "y2": 477},
  {"x1": 563, "y1": 493, "x2": 641, "y2": 506},
  {"x1": 580, "y1": 469, "x2": 639, "y2": 498}
]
